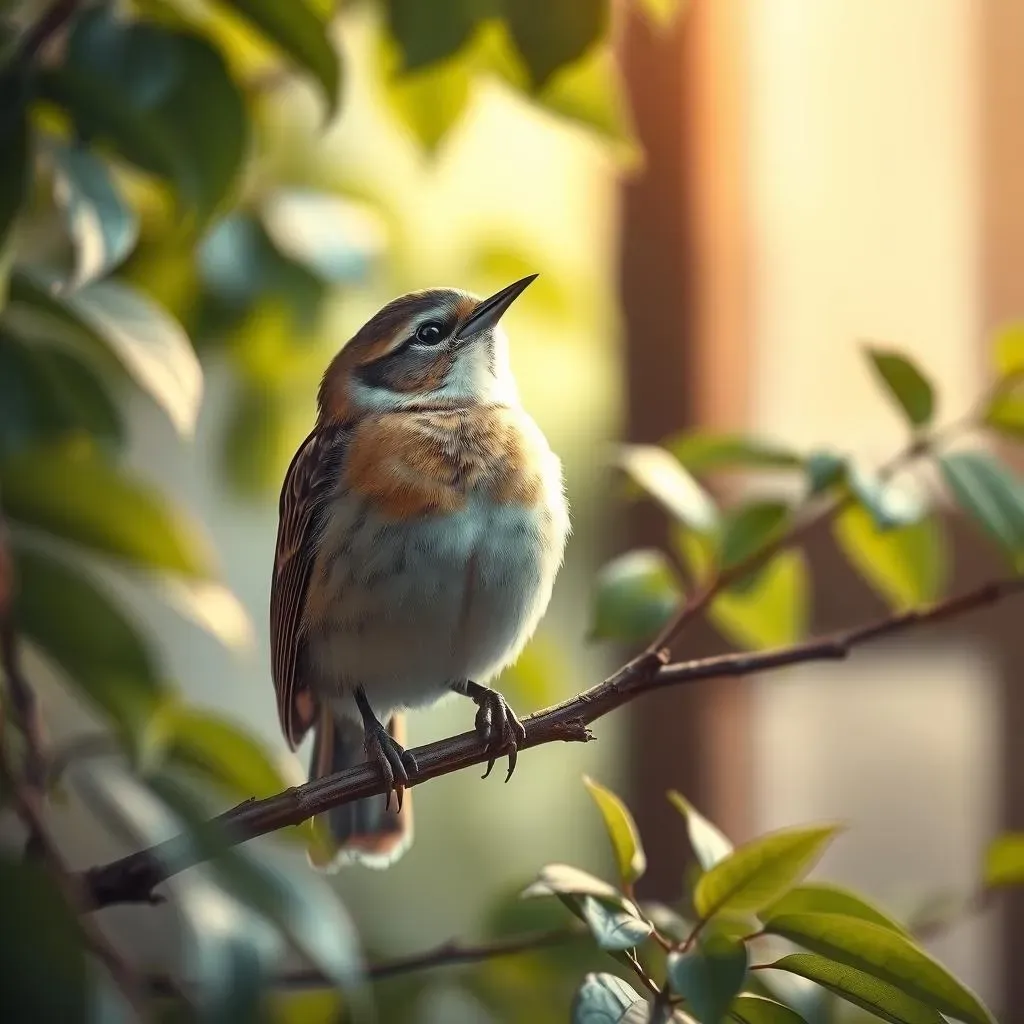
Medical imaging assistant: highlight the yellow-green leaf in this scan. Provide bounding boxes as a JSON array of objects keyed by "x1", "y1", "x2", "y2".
[
  {"x1": 720, "y1": 501, "x2": 791, "y2": 570},
  {"x1": 833, "y1": 506, "x2": 946, "y2": 612},
  {"x1": 984, "y1": 832, "x2": 1024, "y2": 887},
  {"x1": 667, "y1": 790, "x2": 733, "y2": 871},
  {"x1": 767, "y1": 953, "x2": 943, "y2": 1024},
  {"x1": 762, "y1": 882, "x2": 912, "y2": 938},
  {"x1": 729, "y1": 994, "x2": 808, "y2": 1024},
  {"x1": 694, "y1": 825, "x2": 840, "y2": 921},
  {"x1": 709, "y1": 550, "x2": 808, "y2": 651},
  {"x1": 618, "y1": 444, "x2": 718, "y2": 532},
  {"x1": 992, "y1": 322, "x2": 1024, "y2": 377},
  {"x1": 583, "y1": 776, "x2": 646, "y2": 886},
  {"x1": 983, "y1": 386, "x2": 1024, "y2": 440},
  {"x1": 764, "y1": 913, "x2": 994, "y2": 1024}
]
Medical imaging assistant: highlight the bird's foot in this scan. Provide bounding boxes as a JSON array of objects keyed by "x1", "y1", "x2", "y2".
[
  {"x1": 355, "y1": 688, "x2": 417, "y2": 811},
  {"x1": 461, "y1": 682, "x2": 527, "y2": 782}
]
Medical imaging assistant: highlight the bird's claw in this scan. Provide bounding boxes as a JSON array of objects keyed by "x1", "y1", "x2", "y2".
[
  {"x1": 364, "y1": 722, "x2": 418, "y2": 811},
  {"x1": 472, "y1": 689, "x2": 527, "y2": 782}
]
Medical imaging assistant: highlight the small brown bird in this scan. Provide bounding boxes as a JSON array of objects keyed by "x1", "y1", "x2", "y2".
[{"x1": 270, "y1": 276, "x2": 570, "y2": 869}]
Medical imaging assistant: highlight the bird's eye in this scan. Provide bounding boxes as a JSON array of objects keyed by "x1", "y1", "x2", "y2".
[{"x1": 415, "y1": 322, "x2": 445, "y2": 345}]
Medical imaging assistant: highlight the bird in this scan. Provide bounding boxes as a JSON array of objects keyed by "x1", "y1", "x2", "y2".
[{"x1": 269, "y1": 275, "x2": 570, "y2": 870}]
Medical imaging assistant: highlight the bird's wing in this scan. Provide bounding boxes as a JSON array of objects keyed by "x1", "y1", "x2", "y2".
[{"x1": 270, "y1": 423, "x2": 347, "y2": 749}]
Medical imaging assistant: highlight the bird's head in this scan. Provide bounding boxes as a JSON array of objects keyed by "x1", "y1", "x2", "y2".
[{"x1": 318, "y1": 275, "x2": 536, "y2": 420}]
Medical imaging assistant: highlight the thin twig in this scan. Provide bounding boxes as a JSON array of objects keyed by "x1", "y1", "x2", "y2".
[
  {"x1": 147, "y1": 926, "x2": 582, "y2": 996},
  {"x1": 78, "y1": 574, "x2": 1024, "y2": 909},
  {"x1": 13, "y1": 0, "x2": 80, "y2": 66}
]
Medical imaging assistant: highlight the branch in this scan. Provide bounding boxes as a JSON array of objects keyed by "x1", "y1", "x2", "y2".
[
  {"x1": 149, "y1": 926, "x2": 581, "y2": 996},
  {"x1": 13, "y1": 0, "x2": 80, "y2": 66},
  {"x1": 79, "y1": 574, "x2": 1024, "y2": 910}
]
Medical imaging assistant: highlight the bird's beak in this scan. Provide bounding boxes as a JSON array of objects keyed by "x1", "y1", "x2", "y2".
[{"x1": 455, "y1": 274, "x2": 537, "y2": 341}]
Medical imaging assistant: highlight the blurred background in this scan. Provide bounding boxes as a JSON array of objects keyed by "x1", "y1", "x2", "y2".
[{"x1": 3, "y1": 0, "x2": 1024, "y2": 1021}]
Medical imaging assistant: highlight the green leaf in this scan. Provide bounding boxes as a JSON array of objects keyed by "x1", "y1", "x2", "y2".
[
  {"x1": 535, "y1": 46, "x2": 639, "y2": 163},
  {"x1": 0, "y1": 857, "x2": 89, "y2": 1022},
  {"x1": 1, "y1": 441, "x2": 215, "y2": 577},
  {"x1": 11, "y1": 544, "x2": 165, "y2": 733},
  {"x1": 991, "y1": 322, "x2": 1024, "y2": 377},
  {"x1": 578, "y1": 895, "x2": 654, "y2": 951},
  {"x1": 667, "y1": 931, "x2": 748, "y2": 1024},
  {"x1": 572, "y1": 973, "x2": 645, "y2": 1024},
  {"x1": 762, "y1": 883, "x2": 912, "y2": 938},
  {"x1": 833, "y1": 505, "x2": 945, "y2": 612},
  {"x1": 217, "y1": 0, "x2": 340, "y2": 118},
  {"x1": 982, "y1": 385, "x2": 1024, "y2": 440},
  {"x1": 583, "y1": 776, "x2": 646, "y2": 886},
  {"x1": 156, "y1": 577, "x2": 253, "y2": 651},
  {"x1": 805, "y1": 451, "x2": 848, "y2": 496},
  {"x1": 503, "y1": 0, "x2": 611, "y2": 88},
  {"x1": 667, "y1": 433, "x2": 801, "y2": 475},
  {"x1": 0, "y1": 332, "x2": 124, "y2": 454},
  {"x1": 720, "y1": 502, "x2": 790, "y2": 570},
  {"x1": 75, "y1": 763, "x2": 275, "y2": 1022},
  {"x1": 940, "y1": 451, "x2": 1024, "y2": 559},
  {"x1": 49, "y1": 10, "x2": 247, "y2": 221},
  {"x1": 590, "y1": 549, "x2": 682, "y2": 642},
  {"x1": 694, "y1": 825, "x2": 840, "y2": 921},
  {"x1": 764, "y1": 913, "x2": 994, "y2": 1024},
  {"x1": 729, "y1": 994, "x2": 808, "y2": 1024},
  {"x1": 521, "y1": 863, "x2": 628, "y2": 905},
  {"x1": 618, "y1": 444, "x2": 718, "y2": 532},
  {"x1": 709, "y1": 551, "x2": 809, "y2": 651},
  {"x1": 864, "y1": 347, "x2": 935, "y2": 428},
  {"x1": 766, "y1": 953, "x2": 945, "y2": 1024},
  {"x1": 9, "y1": 271, "x2": 202, "y2": 436},
  {"x1": 984, "y1": 832, "x2": 1024, "y2": 887},
  {"x1": 378, "y1": 28, "x2": 472, "y2": 152},
  {"x1": 386, "y1": 0, "x2": 484, "y2": 70},
  {"x1": 849, "y1": 469, "x2": 926, "y2": 530},
  {"x1": 49, "y1": 141, "x2": 139, "y2": 289},
  {"x1": 667, "y1": 790, "x2": 733, "y2": 871},
  {"x1": 0, "y1": 98, "x2": 29, "y2": 252}
]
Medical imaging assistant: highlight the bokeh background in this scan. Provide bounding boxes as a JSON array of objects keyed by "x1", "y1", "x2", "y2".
[{"x1": 5, "y1": 0, "x2": 1024, "y2": 1021}]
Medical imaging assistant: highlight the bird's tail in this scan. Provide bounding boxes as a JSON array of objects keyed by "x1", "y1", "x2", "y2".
[{"x1": 306, "y1": 709, "x2": 413, "y2": 872}]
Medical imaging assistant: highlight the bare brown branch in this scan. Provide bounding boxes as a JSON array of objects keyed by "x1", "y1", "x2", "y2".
[{"x1": 79, "y1": 575, "x2": 1024, "y2": 910}]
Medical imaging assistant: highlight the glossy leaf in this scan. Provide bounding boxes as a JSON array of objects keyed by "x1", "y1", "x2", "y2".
[
  {"x1": 991, "y1": 322, "x2": 1024, "y2": 377},
  {"x1": 503, "y1": 0, "x2": 611, "y2": 87},
  {"x1": 766, "y1": 953, "x2": 945, "y2": 1024},
  {"x1": 667, "y1": 932, "x2": 748, "y2": 1024},
  {"x1": 11, "y1": 544, "x2": 165, "y2": 733},
  {"x1": 49, "y1": 142, "x2": 139, "y2": 289},
  {"x1": 590, "y1": 549, "x2": 682, "y2": 642},
  {"x1": 260, "y1": 190, "x2": 387, "y2": 285},
  {"x1": 9, "y1": 271, "x2": 202, "y2": 436},
  {"x1": 579, "y1": 895, "x2": 654, "y2": 951},
  {"x1": 833, "y1": 506, "x2": 945, "y2": 611},
  {"x1": 75, "y1": 763, "x2": 275, "y2": 1022},
  {"x1": 0, "y1": 442, "x2": 215, "y2": 577},
  {"x1": 386, "y1": 0, "x2": 484, "y2": 70},
  {"x1": 583, "y1": 776, "x2": 646, "y2": 886},
  {"x1": 51, "y1": 10, "x2": 247, "y2": 221},
  {"x1": 728, "y1": 994, "x2": 807, "y2": 1024},
  {"x1": 0, "y1": 101, "x2": 29, "y2": 251},
  {"x1": 667, "y1": 433, "x2": 801, "y2": 475},
  {"x1": 864, "y1": 347, "x2": 935, "y2": 428},
  {"x1": 619, "y1": 445, "x2": 718, "y2": 532},
  {"x1": 762, "y1": 882, "x2": 912, "y2": 938},
  {"x1": 0, "y1": 857, "x2": 89, "y2": 1022},
  {"x1": 667, "y1": 790, "x2": 733, "y2": 871},
  {"x1": 984, "y1": 832, "x2": 1024, "y2": 887},
  {"x1": 764, "y1": 913, "x2": 994, "y2": 1024},
  {"x1": 0, "y1": 333, "x2": 124, "y2": 454},
  {"x1": 694, "y1": 825, "x2": 840, "y2": 921},
  {"x1": 849, "y1": 470, "x2": 925, "y2": 531},
  {"x1": 218, "y1": 0, "x2": 340, "y2": 118},
  {"x1": 940, "y1": 451, "x2": 1024, "y2": 559},
  {"x1": 572, "y1": 973, "x2": 645, "y2": 1024},
  {"x1": 805, "y1": 451, "x2": 847, "y2": 496},
  {"x1": 709, "y1": 551, "x2": 808, "y2": 651},
  {"x1": 720, "y1": 502, "x2": 790, "y2": 570}
]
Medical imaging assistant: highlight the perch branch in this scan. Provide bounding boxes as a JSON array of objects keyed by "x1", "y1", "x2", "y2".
[{"x1": 79, "y1": 574, "x2": 1024, "y2": 910}]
